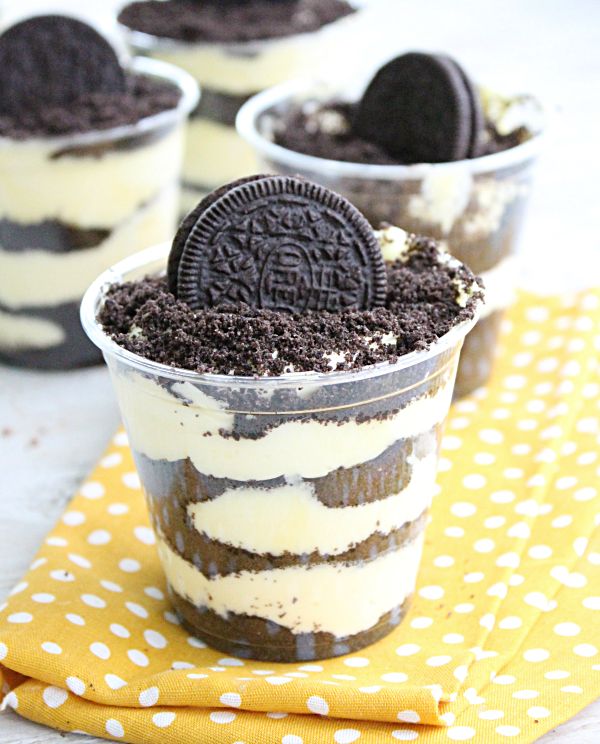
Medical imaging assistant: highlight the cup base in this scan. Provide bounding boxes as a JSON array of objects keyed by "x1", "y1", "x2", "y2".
[{"x1": 170, "y1": 588, "x2": 413, "y2": 663}]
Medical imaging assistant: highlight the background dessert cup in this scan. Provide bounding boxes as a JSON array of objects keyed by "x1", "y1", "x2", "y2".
[
  {"x1": 0, "y1": 57, "x2": 198, "y2": 370},
  {"x1": 237, "y1": 81, "x2": 544, "y2": 397},
  {"x1": 119, "y1": 5, "x2": 363, "y2": 214},
  {"x1": 82, "y1": 243, "x2": 481, "y2": 662}
]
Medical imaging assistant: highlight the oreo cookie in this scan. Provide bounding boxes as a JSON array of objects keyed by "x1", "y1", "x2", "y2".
[
  {"x1": 168, "y1": 175, "x2": 387, "y2": 312},
  {"x1": 449, "y1": 56, "x2": 484, "y2": 158},
  {"x1": 353, "y1": 52, "x2": 483, "y2": 163},
  {"x1": 0, "y1": 15, "x2": 126, "y2": 118}
]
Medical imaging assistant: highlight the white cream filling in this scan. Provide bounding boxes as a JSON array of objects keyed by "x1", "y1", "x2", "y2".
[
  {"x1": 0, "y1": 309, "x2": 65, "y2": 349},
  {"x1": 453, "y1": 275, "x2": 478, "y2": 309},
  {"x1": 478, "y1": 255, "x2": 517, "y2": 318},
  {"x1": 146, "y1": 14, "x2": 359, "y2": 95},
  {"x1": 187, "y1": 453, "x2": 435, "y2": 556},
  {"x1": 480, "y1": 88, "x2": 543, "y2": 137},
  {"x1": 158, "y1": 532, "x2": 423, "y2": 637},
  {"x1": 0, "y1": 186, "x2": 178, "y2": 309},
  {"x1": 0, "y1": 126, "x2": 184, "y2": 226},
  {"x1": 113, "y1": 370, "x2": 453, "y2": 481},
  {"x1": 323, "y1": 350, "x2": 349, "y2": 371},
  {"x1": 182, "y1": 117, "x2": 260, "y2": 188},
  {"x1": 462, "y1": 177, "x2": 526, "y2": 239},
  {"x1": 408, "y1": 168, "x2": 474, "y2": 235},
  {"x1": 376, "y1": 225, "x2": 410, "y2": 262}
]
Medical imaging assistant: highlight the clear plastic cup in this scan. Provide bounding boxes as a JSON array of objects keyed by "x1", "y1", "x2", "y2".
[
  {"x1": 237, "y1": 80, "x2": 544, "y2": 396},
  {"x1": 120, "y1": 7, "x2": 364, "y2": 214},
  {"x1": 0, "y1": 57, "x2": 198, "y2": 371},
  {"x1": 81, "y1": 243, "x2": 481, "y2": 662}
]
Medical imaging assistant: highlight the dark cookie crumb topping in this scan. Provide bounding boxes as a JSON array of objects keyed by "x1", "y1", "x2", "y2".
[
  {"x1": 0, "y1": 74, "x2": 182, "y2": 139},
  {"x1": 99, "y1": 235, "x2": 482, "y2": 377},
  {"x1": 119, "y1": 0, "x2": 355, "y2": 43},
  {"x1": 272, "y1": 100, "x2": 529, "y2": 165}
]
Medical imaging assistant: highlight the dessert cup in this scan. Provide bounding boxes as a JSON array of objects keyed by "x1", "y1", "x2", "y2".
[
  {"x1": 237, "y1": 81, "x2": 544, "y2": 396},
  {"x1": 81, "y1": 243, "x2": 481, "y2": 662},
  {"x1": 0, "y1": 57, "x2": 198, "y2": 370},
  {"x1": 121, "y1": 7, "x2": 363, "y2": 214}
]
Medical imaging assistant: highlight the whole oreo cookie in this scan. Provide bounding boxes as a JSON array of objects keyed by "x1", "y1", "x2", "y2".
[
  {"x1": 353, "y1": 52, "x2": 482, "y2": 163},
  {"x1": 0, "y1": 15, "x2": 126, "y2": 118},
  {"x1": 169, "y1": 175, "x2": 387, "y2": 313}
]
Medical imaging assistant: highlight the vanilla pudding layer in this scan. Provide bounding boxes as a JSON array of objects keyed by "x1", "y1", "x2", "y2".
[
  {"x1": 0, "y1": 307, "x2": 65, "y2": 350},
  {"x1": 182, "y1": 117, "x2": 260, "y2": 189},
  {"x1": 113, "y1": 370, "x2": 454, "y2": 481},
  {"x1": 0, "y1": 186, "x2": 177, "y2": 309},
  {"x1": 135, "y1": 424, "x2": 439, "y2": 507},
  {"x1": 150, "y1": 444, "x2": 438, "y2": 544},
  {"x1": 143, "y1": 14, "x2": 358, "y2": 193},
  {"x1": 155, "y1": 501, "x2": 427, "y2": 578},
  {"x1": 158, "y1": 531, "x2": 424, "y2": 638},
  {"x1": 188, "y1": 463, "x2": 432, "y2": 555},
  {"x1": 144, "y1": 14, "x2": 359, "y2": 96},
  {"x1": 0, "y1": 124, "x2": 183, "y2": 367},
  {"x1": 138, "y1": 437, "x2": 436, "y2": 572},
  {"x1": 0, "y1": 126, "x2": 182, "y2": 226}
]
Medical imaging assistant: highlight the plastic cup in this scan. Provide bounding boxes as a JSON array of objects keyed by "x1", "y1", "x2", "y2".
[
  {"x1": 0, "y1": 57, "x2": 198, "y2": 370},
  {"x1": 120, "y1": 7, "x2": 364, "y2": 214},
  {"x1": 81, "y1": 243, "x2": 481, "y2": 662},
  {"x1": 237, "y1": 80, "x2": 544, "y2": 397}
]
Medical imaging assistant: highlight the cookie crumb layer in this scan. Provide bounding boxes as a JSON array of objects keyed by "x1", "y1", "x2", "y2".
[
  {"x1": 119, "y1": 0, "x2": 355, "y2": 43},
  {"x1": 99, "y1": 233, "x2": 483, "y2": 376}
]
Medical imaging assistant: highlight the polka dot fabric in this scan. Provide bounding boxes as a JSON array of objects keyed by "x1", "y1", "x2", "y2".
[{"x1": 1, "y1": 291, "x2": 599, "y2": 743}]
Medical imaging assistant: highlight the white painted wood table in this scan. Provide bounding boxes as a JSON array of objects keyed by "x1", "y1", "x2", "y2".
[{"x1": 0, "y1": 0, "x2": 598, "y2": 740}]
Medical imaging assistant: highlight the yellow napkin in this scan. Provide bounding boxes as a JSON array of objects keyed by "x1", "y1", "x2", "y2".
[{"x1": 1, "y1": 290, "x2": 599, "y2": 744}]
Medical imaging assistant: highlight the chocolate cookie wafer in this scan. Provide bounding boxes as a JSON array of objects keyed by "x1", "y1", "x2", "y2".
[
  {"x1": 0, "y1": 15, "x2": 125, "y2": 118},
  {"x1": 353, "y1": 52, "x2": 482, "y2": 163},
  {"x1": 169, "y1": 174, "x2": 388, "y2": 312}
]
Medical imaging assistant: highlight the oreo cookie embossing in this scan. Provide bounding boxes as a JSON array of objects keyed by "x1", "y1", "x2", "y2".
[{"x1": 171, "y1": 175, "x2": 387, "y2": 312}]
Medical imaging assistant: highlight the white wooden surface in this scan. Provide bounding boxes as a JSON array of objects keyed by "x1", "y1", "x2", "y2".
[{"x1": 0, "y1": 0, "x2": 599, "y2": 741}]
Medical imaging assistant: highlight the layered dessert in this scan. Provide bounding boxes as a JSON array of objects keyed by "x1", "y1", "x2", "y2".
[
  {"x1": 0, "y1": 14, "x2": 198, "y2": 369},
  {"x1": 238, "y1": 52, "x2": 543, "y2": 396},
  {"x1": 118, "y1": 0, "x2": 359, "y2": 213},
  {"x1": 85, "y1": 174, "x2": 483, "y2": 661}
]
